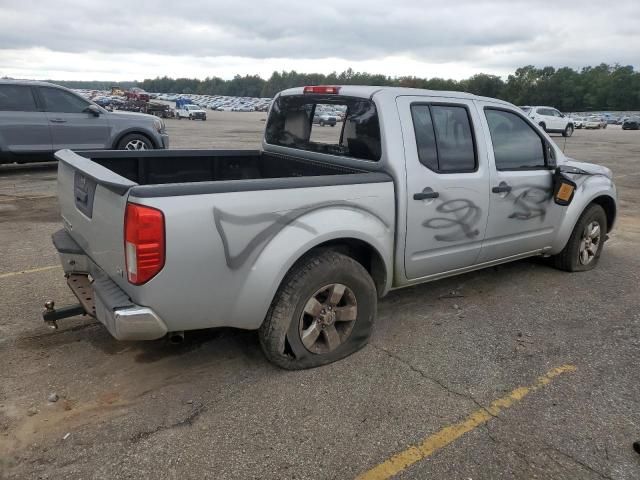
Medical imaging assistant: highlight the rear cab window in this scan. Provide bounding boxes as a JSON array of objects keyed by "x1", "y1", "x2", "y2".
[
  {"x1": 265, "y1": 94, "x2": 381, "y2": 161},
  {"x1": 410, "y1": 104, "x2": 477, "y2": 173},
  {"x1": 0, "y1": 85, "x2": 38, "y2": 112}
]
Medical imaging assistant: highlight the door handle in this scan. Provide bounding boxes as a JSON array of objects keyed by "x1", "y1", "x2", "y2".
[
  {"x1": 50, "y1": 118, "x2": 66, "y2": 123},
  {"x1": 492, "y1": 182, "x2": 512, "y2": 194},
  {"x1": 413, "y1": 188, "x2": 439, "y2": 200}
]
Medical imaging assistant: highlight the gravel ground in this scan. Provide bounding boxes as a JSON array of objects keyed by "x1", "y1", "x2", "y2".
[{"x1": 1, "y1": 115, "x2": 639, "y2": 479}]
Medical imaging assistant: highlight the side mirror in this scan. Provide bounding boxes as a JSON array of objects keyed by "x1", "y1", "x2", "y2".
[{"x1": 85, "y1": 104, "x2": 101, "y2": 117}]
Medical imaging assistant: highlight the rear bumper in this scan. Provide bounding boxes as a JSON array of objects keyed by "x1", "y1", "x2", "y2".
[{"x1": 52, "y1": 229, "x2": 168, "y2": 340}]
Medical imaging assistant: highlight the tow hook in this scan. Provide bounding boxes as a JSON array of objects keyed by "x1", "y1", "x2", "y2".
[{"x1": 42, "y1": 301, "x2": 86, "y2": 329}]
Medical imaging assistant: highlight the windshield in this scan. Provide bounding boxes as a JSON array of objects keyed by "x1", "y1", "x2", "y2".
[{"x1": 186, "y1": 105, "x2": 199, "y2": 110}]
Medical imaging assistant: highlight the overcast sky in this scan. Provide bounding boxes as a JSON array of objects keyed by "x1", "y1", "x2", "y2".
[{"x1": 1, "y1": 0, "x2": 639, "y2": 81}]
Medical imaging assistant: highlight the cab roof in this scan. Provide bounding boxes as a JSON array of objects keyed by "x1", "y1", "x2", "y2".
[{"x1": 279, "y1": 85, "x2": 513, "y2": 107}]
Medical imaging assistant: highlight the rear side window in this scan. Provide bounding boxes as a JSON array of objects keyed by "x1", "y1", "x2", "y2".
[
  {"x1": 411, "y1": 104, "x2": 476, "y2": 173},
  {"x1": 40, "y1": 87, "x2": 89, "y2": 113},
  {"x1": 265, "y1": 95, "x2": 381, "y2": 161},
  {"x1": 0, "y1": 85, "x2": 37, "y2": 112},
  {"x1": 485, "y1": 109, "x2": 546, "y2": 170}
]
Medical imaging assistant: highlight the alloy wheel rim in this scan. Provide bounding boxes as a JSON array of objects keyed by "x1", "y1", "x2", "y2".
[
  {"x1": 124, "y1": 139, "x2": 148, "y2": 150},
  {"x1": 578, "y1": 221, "x2": 601, "y2": 265},
  {"x1": 298, "y1": 283, "x2": 357, "y2": 354}
]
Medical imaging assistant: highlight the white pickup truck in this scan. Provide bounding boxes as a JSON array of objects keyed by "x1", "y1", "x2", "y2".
[
  {"x1": 175, "y1": 104, "x2": 207, "y2": 121},
  {"x1": 46, "y1": 85, "x2": 617, "y2": 369}
]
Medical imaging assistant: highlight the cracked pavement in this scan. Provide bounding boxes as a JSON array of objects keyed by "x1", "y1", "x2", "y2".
[{"x1": 1, "y1": 117, "x2": 639, "y2": 479}]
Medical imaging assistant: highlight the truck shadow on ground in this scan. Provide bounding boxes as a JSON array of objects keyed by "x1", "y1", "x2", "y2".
[{"x1": 14, "y1": 256, "x2": 591, "y2": 370}]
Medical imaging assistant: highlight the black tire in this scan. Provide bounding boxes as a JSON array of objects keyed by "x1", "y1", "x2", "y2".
[
  {"x1": 189, "y1": 115, "x2": 193, "y2": 120},
  {"x1": 603, "y1": 124, "x2": 607, "y2": 129},
  {"x1": 539, "y1": 122, "x2": 546, "y2": 131},
  {"x1": 259, "y1": 250, "x2": 377, "y2": 370},
  {"x1": 562, "y1": 124, "x2": 574, "y2": 137},
  {"x1": 319, "y1": 120, "x2": 325, "y2": 126},
  {"x1": 116, "y1": 133, "x2": 153, "y2": 151},
  {"x1": 552, "y1": 204, "x2": 607, "y2": 272}
]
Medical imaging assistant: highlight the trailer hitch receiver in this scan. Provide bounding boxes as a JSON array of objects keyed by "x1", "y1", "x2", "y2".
[{"x1": 42, "y1": 301, "x2": 87, "y2": 329}]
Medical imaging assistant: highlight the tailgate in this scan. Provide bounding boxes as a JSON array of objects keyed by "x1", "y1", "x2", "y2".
[{"x1": 55, "y1": 149, "x2": 136, "y2": 287}]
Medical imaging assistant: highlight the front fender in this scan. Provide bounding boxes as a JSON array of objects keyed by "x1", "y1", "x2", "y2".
[
  {"x1": 550, "y1": 174, "x2": 617, "y2": 254},
  {"x1": 230, "y1": 205, "x2": 394, "y2": 330}
]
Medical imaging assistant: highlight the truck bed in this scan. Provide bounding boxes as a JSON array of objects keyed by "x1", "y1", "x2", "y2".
[{"x1": 77, "y1": 149, "x2": 362, "y2": 185}]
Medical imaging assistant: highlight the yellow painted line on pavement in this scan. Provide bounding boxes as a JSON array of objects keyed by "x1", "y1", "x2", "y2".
[
  {"x1": 355, "y1": 364, "x2": 577, "y2": 480},
  {"x1": 0, "y1": 265, "x2": 60, "y2": 279}
]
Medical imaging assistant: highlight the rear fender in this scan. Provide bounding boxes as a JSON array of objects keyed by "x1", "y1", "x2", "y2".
[{"x1": 229, "y1": 205, "x2": 394, "y2": 330}]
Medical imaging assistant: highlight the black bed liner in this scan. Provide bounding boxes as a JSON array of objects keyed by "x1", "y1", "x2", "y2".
[{"x1": 74, "y1": 149, "x2": 392, "y2": 198}]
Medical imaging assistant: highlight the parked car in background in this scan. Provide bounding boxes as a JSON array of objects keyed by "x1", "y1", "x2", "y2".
[
  {"x1": 622, "y1": 117, "x2": 640, "y2": 130},
  {"x1": 176, "y1": 103, "x2": 207, "y2": 120},
  {"x1": 0, "y1": 80, "x2": 168, "y2": 164},
  {"x1": 521, "y1": 106, "x2": 574, "y2": 137},
  {"x1": 125, "y1": 87, "x2": 150, "y2": 102},
  {"x1": 313, "y1": 113, "x2": 337, "y2": 126},
  {"x1": 584, "y1": 116, "x2": 607, "y2": 129},
  {"x1": 46, "y1": 85, "x2": 616, "y2": 369},
  {"x1": 574, "y1": 117, "x2": 586, "y2": 129}
]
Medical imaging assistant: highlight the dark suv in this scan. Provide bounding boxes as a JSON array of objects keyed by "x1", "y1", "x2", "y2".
[{"x1": 0, "y1": 80, "x2": 169, "y2": 164}]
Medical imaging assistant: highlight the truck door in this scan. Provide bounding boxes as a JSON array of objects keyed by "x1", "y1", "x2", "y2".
[
  {"x1": 476, "y1": 103, "x2": 565, "y2": 262},
  {"x1": 397, "y1": 96, "x2": 491, "y2": 280},
  {"x1": 38, "y1": 86, "x2": 111, "y2": 150}
]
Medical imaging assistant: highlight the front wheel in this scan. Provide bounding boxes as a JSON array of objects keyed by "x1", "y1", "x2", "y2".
[
  {"x1": 116, "y1": 134, "x2": 153, "y2": 151},
  {"x1": 562, "y1": 124, "x2": 574, "y2": 137},
  {"x1": 259, "y1": 251, "x2": 377, "y2": 370},
  {"x1": 552, "y1": 204, "x2": 607, "y2": 272}
]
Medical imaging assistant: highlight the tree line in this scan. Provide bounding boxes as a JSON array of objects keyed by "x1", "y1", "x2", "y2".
[{"x1": 50, "y1": 63, "x2": 640, "y2": 111}]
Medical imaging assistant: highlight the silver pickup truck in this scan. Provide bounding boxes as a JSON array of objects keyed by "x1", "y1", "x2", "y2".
[{"x1": 46, "y1": 85, "x2": 617, "y2": 369}]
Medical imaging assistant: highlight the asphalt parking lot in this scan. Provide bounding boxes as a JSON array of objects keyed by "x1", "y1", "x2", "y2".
[{"x1": 1, "y1": 114, "x2": 639, "y2": 479}]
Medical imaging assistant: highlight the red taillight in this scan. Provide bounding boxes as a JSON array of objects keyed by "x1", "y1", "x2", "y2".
[
  {"x1": 124, "y1": 203, "x2": 165, "y2": 285},
  {"x1": 303, "y1": 85, "x2": 341, "y2": 94}
]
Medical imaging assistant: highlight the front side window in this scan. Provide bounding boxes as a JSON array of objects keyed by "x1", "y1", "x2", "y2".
[
  {"x1": 411, "y1": 104, "x2": 476, "y2": 173},
  {"x1": 40, "y1": 87, "x2": 89, "y2": 113},
  {"x1": 485, "y1": 109, "x2": 546, "y2": 170},
  {"x1": 265, "y1": 95, "x2": 381, "y2": 161},
  {"x1": 0, "y1": 85, "x2": 37, "y2": 112}
]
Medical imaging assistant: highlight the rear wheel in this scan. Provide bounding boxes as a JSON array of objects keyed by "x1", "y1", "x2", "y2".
[
  {"x1": 117, "y1": 134, "x2": 153, "y2": 151},
  {"x1": 562, "y1": 124, "x2": 574, "y2": 137},
  {"x1": 259, "y1": 251, "x2": 377, "y2": 370},
  {"x1": 552, "y1": 204, "x2": 606, "y2": 272}
]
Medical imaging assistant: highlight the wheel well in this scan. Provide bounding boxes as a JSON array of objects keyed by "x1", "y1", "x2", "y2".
[
  {"x1": 590, "y1": 196, "x2": 616, "y2": 232},
  {"x1": 308, "y1": 239, "x2": 387, "y2": 297},
  {"x1": 113, "y1": 131, "x2": 157, "y2": 149}
]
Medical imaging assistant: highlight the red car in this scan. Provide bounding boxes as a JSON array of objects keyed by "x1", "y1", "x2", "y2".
[{"x1": 125, "y1": 87, "x2": 150, "y2": 102}]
